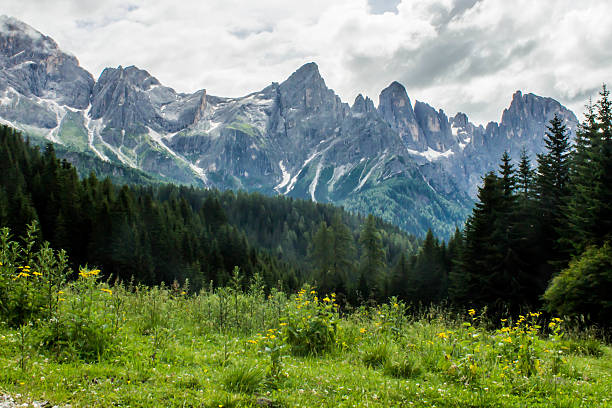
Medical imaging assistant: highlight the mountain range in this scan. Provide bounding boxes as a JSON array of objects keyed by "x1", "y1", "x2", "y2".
[{"x1": 0, "y1": 16, "x2": 579, "y2": 237}]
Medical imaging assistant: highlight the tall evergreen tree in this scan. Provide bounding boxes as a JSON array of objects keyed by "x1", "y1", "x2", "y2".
[
  {"x1": 517, "y1": 148, "x2": 534, "y2": 198},
  {"x1": 535, "y1": 114, "x2": 572, "y2": 271},
  {"x1": 499, "y1": 151, "x2": 517, "y2": 199},
  {"x1": 451, "y1": 172, "x2": 522, "y2": 311},
  {"x1": 330, "y1": 214, "x2": 355, "y2": 295},
  {"x1": 358, "y1": 214, "x2": 386, "y2": 299},
  {"x1": 566, "y1": 86, "x2": 612, "y2": 252},
  {"x1": 310, "y1": 221, "x2": 335, "y2": 293},
  {"x1": 408, "y1": 229, "x2": 445, "y2": 304}
]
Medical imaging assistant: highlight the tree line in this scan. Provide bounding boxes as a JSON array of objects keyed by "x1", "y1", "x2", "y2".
[{"x1": 0, "y1": 125, "x2": 417, "y2": 299}]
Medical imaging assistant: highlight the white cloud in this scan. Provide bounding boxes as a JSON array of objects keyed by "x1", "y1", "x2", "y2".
[{"x1": 2, "y1": 0, "x2": 610, "y2": 124}]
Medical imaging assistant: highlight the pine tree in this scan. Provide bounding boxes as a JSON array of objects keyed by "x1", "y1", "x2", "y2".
[
  {"x1": 535, "y1": 114, "x2": 572, "y2": 272},
  {"x1": 566, "y1": 86, "x2": 612, "y2": 252},
  {"x1": 499, "y1": 151, "x2": 516, "y2": 199},
  {"x1": 408, "y1": 229, "x2": 445, "y2": 304},
  {"x1": 330, "y1": 214, "x2": 355, "y2": 295},
  {"x1": 310, "y1": 221, "x2": 335, "y2": 293},
  {"x1": 452, "y1": 172, "x2": 520, "y2": 311},
  {"x1": 517, "y1": 148, "x2": 534, "y2": 198},
  {"x1": 390, "y1": 252, "x2": 412, "y2": 300},
  {"x1": 358, "y1": 214, "x2": 386, "y2": 299}
]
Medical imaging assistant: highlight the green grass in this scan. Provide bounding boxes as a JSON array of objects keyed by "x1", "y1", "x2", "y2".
[
  {"x1": 57, "y1": 111, "x2": 89, "y2": 151},
  {"x1": 0, "y1": 262, "x2": 610, "y2": 407}
]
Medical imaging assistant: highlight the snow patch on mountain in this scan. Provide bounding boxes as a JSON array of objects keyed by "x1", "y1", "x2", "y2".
[
  {"x1": 309, "y1": 158, "x2": 324, "y2": 201},
  {"x1": 275, "y1": 160, "x2": 291, "y2": 192},
  {"x1": 285, "y1": 151, "x2": 320, "y2": 194},
  {"x1": 407, "y1": 147, "x2": 454, "y2": 162}
]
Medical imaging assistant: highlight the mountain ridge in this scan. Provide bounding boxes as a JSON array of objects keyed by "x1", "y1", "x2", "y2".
[{"x1": 0, "y1": 16, "x2": 579, "y2": 237}]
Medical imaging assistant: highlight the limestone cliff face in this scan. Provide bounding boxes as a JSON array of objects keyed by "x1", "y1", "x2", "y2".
[
  {"x1": 0, "y1": 15, "x2": 93, "y2": 129},
  {"x1": 378, "y1": 81, "x2": 424, "y2": 149}
]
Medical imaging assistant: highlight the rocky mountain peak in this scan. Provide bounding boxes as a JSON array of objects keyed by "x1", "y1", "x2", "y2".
[
  {"x1": 500, "y1": 90, "x2": 578, "y2": 132},
  {"x1": 0, "y1": 15, "x2": 55, "y2": 50},
  {"x1": 351, "y1": 94, "x2": 376, "y2": 115},
  {"x1": 0, "y1": 16, "x2": 93, "y2": 110},
  {"x1": 96, "y1": 65, "x2": 161, "y2": 91},
  {"x1": 282, "y1": 62, "x2": 323, "y2": 88},
  {"x1": 378, "y1": 81, "x2": 424, "y2": 148},
  {"x1": 451, "y1": 112, "x2": 469, "y2": 128},
  {"x1": 379, "y1": 81, "x2": 411, "y2": 110},
  {"x1": 278, "y1": 61, "x2": 345, "y2": 119}
]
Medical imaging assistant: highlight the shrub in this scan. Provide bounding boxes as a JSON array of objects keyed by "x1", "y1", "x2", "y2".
[
  {"x1": 281, "y1": 286, "x2": 338, "y2": 356},
  {"x1": 38, "y1": 267, "x2": 114, "y2": 360},
  {"x1": 544, "y1": 243, "x2": 612, "y2": 326},
  {"x1": 0, "y1": 223, "x2": 69, "y2": 327}
]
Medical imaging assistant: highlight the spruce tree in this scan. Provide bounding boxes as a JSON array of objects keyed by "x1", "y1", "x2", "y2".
[
  {"x1": 535, "y1": 114, "x2": 572, "y2": 272},
  {"x1": 358, "y1": 214, "x2": 386, "y2": 299},
  {"x1": 566, "y1": 86, "x2": 612, "y2": 252},
  {"x1": 452, "y1": 172, "x2": 521, "y2": 311}
]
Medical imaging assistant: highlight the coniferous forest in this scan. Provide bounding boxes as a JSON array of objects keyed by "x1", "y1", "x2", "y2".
[{"x1": 0, "y1": 86, "x2": 611, "y2": 327}]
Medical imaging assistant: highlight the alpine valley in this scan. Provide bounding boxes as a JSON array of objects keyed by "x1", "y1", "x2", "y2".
[{"x1": 0, "y1": 16, "x2": 579, "y2": 237}]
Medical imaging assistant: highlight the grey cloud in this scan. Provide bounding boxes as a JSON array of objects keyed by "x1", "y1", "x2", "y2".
[
  {"x1": 346, "y1": 18, "x2": 537, "y2": 92},
  {"x1": 432, "y1": 0, "x2": 483, "y2": 28},
  {"x1": 229, "y1": 25, "x2": 274, "y2": 39}
]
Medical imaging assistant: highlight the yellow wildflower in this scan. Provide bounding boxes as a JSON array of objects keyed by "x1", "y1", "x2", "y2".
[
  {"x1": 468, "y1": 309, "x2": 476, "y2": 316},
  {"x1": 310, "y1": 290, "x2": 316, "y2": 295},
  {"x1": 548, "y1": 322, "x2": 556, "y2": 328},
  {"x1": 33, "y1": 271, "x2": 42, "y2": 276},
  {"x1": 323, "y1": 297, "x2": 331, "y2": 302},
  {"x1": 247, "y1": 340, "x2": 258, "y2": 344},
  {"x1": 393, "y1": 303, "x2": 399, "y2": 308},
  {"x1": 359, "y1": 328, "x2": 366, "y2": 334},
  {"x1": 279, "y1": 322, "x2": 287, "y2": 326},
  {"x1": 503, "y1": 337, "x2": 512, "y2": 343},
  {"x1": 100, "y1": 288, "x2": 113, "y2": 295},
  {"x1": 437, "y1": 332, "x2": 448, "y2": 339},
  {"x1": 269, "y1": 334, "x2": 276, "y2": 339}
]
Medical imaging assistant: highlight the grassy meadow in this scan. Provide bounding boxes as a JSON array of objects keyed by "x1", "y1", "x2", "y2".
[{"x1": 0, "y1": 228, "x2": 611, "y2": 407}]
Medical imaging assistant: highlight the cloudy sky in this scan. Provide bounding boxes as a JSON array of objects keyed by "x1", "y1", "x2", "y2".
[{"x1": 3, "y1": 0, "x2": 610, "y2": 124}]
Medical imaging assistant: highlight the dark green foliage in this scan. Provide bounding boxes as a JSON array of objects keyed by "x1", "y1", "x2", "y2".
[
  {"x1": 450, "y1": 172, "x2": 520, "y2": 310},
  {"x1": 406, "y1": 230, "x2": 446, "y2": 304},
  {"x1": 565, "y1": 86, "x2": 612, "y2": 253},
  {"x1": 359, "y1": 214, "x2": 386, "y2": 299},
  {"x1": 535, "y1": 114, "x2": 572, "y2": 273},
  {"x1": 309, "y1": 214, "x2": 355, "y2": 296},
  {"x1": 543, "y1": 243, "x2": 612, "y2": 326}
]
